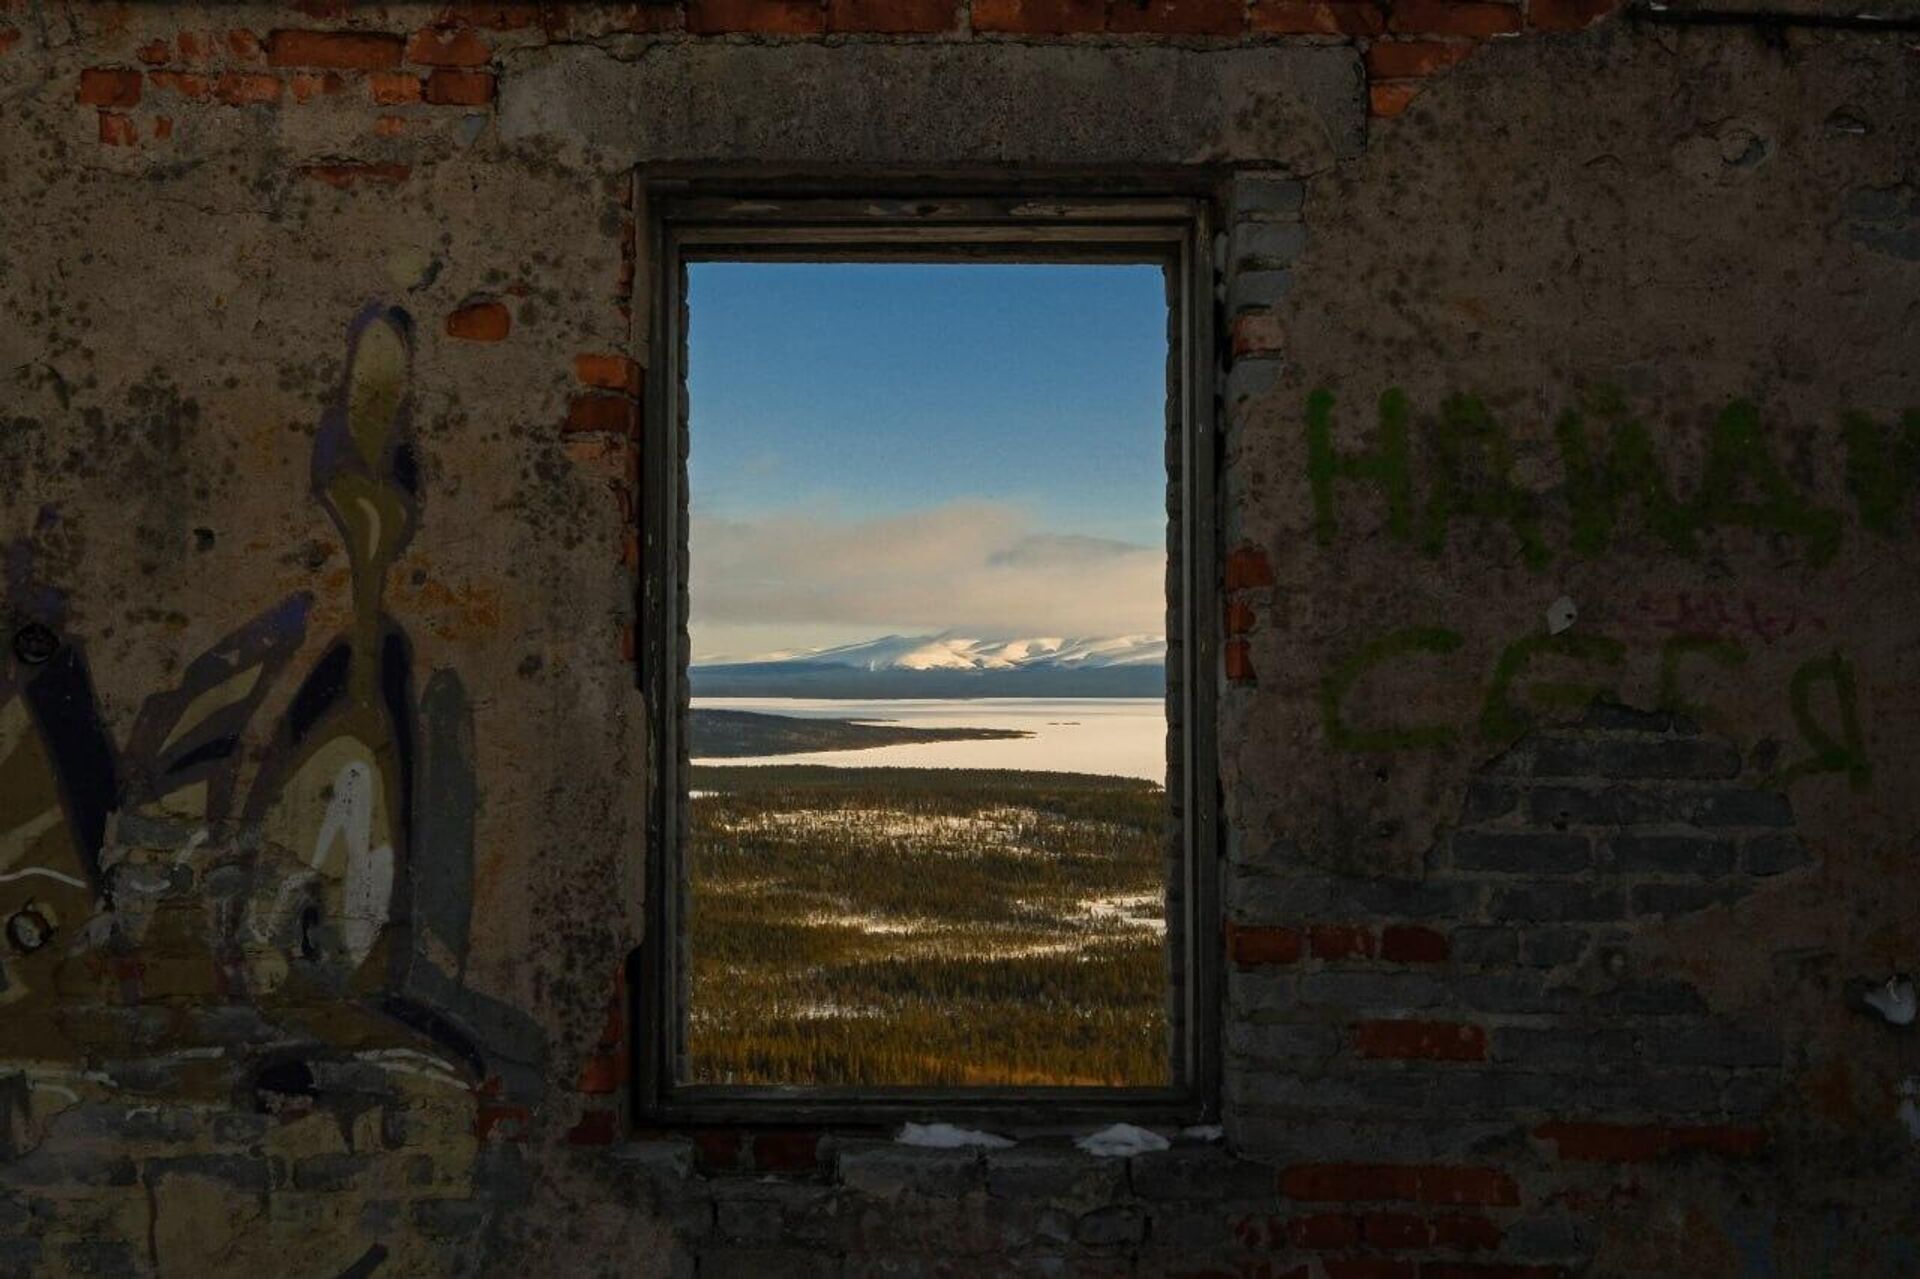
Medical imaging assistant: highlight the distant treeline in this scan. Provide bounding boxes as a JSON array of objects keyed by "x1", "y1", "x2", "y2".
[{"x1": 689, "y1": 708, "x2": 1029, "y2": 758}]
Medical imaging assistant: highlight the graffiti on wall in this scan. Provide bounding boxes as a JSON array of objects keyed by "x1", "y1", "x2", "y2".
[
  {"x1": 0, "y1": 304, "x2": 541, "y2": 1107},
  {"x1": 1303, "y1": 388, "x2": 1909, "y2": 790}
]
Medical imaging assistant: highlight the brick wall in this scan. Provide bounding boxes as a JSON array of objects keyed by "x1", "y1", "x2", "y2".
[{"x1": 1, "y1": 2, "x2": 1916, "y2": 1276}]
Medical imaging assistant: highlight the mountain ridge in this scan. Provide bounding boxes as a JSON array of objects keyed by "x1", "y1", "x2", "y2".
[{"x1": 691, "y1": 632, "x2": 1167, "y2": 698}]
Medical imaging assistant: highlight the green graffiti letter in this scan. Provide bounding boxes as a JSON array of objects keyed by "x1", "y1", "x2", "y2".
[
  {"x1": 1556, "y1": 393, "x2": 1697, "y2": 557},
  {"x1": 1420, "y1": 393, "x2": 1551, "y2": 570},
  {"x1": 1694, "y1": 401, "x2": 1842, "y2": 565},
  {"x1": 1480, "y1": 632, "x2": 1628, "y2": 741},
  {"x1": 1842, "y1": 408, "x2": 1920, "y2": 536},
  {"x1": 1656, "y1": 635, "x2": 1748, "y2": 724},
  {"x1": 1307, "y1": 388, "x2": 1413, "y2": 547},
  {"x1": 1320, "y1": 627, "x2": 1464, "y2": 751},
  {"x1": 1774, "y1": 651, "x2": 1871, "y2": 791}
]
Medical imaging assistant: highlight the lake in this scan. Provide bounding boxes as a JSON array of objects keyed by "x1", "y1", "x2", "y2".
[{"x1": 690, "y1": 697, "x2": 1166, "y2": 782}]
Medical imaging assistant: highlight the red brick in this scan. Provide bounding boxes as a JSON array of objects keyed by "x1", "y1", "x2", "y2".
[
  {"x1": 566, "y1": 1108, "x2": 618, "y2": 1145},
  {"x1": 1224, "y1": 638, "x2": 1256, "y2": 683},
  {"x1": 267, "y1": 29, "x2": 404, "y2": 69},
  {"x1": 751, "y1": 1130, "x2": 821, "y2": 1172},
  {"x1": 1107, "y1": 0, "x2": 1246, "y2": 34},
  {"x1": 369, "y1": 71, "x2": 422, "y2": 104},
  {"x1": 1387, "y1": 0, "x2": 1520, "y2": 34},
  {"x1": 175, "y1": 31, "x2": 215, "y2": 64},
  {"x1": 302, "y1": 162, "x2": 410, "y2": 188},
  {"x1": 1232, "y1": 310, "x2": 1285, "y2": 356},
  {"x1": 407, "y1": 24, "x2": 492, "y2": 66},
  {"x1": 1365, "y1": 39, "x2": 1473, "y2": 78},
  {"x1": 691, "y1": 1129, "x2": 743, "y2": 1169},
  {"x1": 1380, "y1": 924, "x2": 1449, "y2": 962},
  {"x1": 440, "y1": 2, "x2": 548, "y2": 29},
  {"x1": 972, "y1": 0, "x2": 1107, "y2": 32},
  {"x1": 1354, "y1": 1019, "x2": 1487, "y2": 1061},
  {"x1": 1225, "y1": 543, "x2": 1275, "y2": 590},
  {"x1": 687, "y1": 0, "x2": 826, "y2": 34},
  {"x1": 1225, "y1": 598, "x2": 1257, "y2": 637},
  {"x1": 474, "y1": 1101, "x2": 529, "y2": 1142},
  {"x1": 575, "y1": 1052, "x2": 625, "y2": 1094},
  {"x1": 227, "y1": 29, "x2": 265, "y2": 60},
  {"x1": 1226, "y1": 922, "x2": 1301, "y2": 967},
  {"x1": 1323, "y1": 1262, "x2": 1417, "y2": 1279},
  {"x1": 1281, "y1": 1164, "x2": 1518, "y2": 1206},
  {"x1": 147, "y1": 71, "x2": 212, "y2": 101},
  {"x1": 97, "y1": 111, "x2": 137, "y2": 146},
  {"x1": 1286, "y1": 1213, "x2": 1362, "y2": 1248},
  {"x1": 1250, "y1": 1, "x2": 1385, "y2": 33},
  {"x1": 567, "y1": 394, "x2": 639, "y2": 436},
  {"x1": 1533, "y1": 1122, "x2": 1767, "y2": 1163},
  {"x1": 1310, "y1": 924, "x2": 1376, "y2": 960},
  {"x1": 213, "y1": 72, "x2": 282, "y2": 105},
  {"x1": 423, "y1": 68, "x2": 495, "y2": 104},
  {"x1": 1369, "y1": 80, "x2": 1420, "y2": 117},
  {"x1": 447, "y1": 301, "x2": 512, "y2": 341},
  {"x1": 153, "y1": 116, "x2": 173, "y2": 139},
  {"x1": 288, "y1": 71, "x2": 345, "y2": 102},
  {"x1": 827, "y1": 0, "x2": 958, "y2": 30},
  {"x1": 138, "y1": 39, "x2": 171, "y2": 64},
  {"x1": 78, "y1": 68, "x2": 142, "y2": 107},
  {"x1": 0, "y1": 27, "x2": 19, "y2": 57},
  {"x1": 1527, "y1": 0, "x2": 1615, "y2": 27},
  {"x1": 575, "y1": 353, "x2": 642, "y2": 396}
]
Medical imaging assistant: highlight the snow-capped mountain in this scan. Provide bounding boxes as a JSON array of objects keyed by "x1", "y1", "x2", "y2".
[{"x1": 691, "y1": 633, "x2": 1166, "y2": 698}]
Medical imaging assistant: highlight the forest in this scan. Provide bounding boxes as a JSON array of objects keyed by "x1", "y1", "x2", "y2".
[{"x1": 686, "y1": 764, "x2": 1170, "y2": 1087}]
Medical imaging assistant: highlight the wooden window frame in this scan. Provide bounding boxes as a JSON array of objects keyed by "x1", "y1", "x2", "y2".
[{"x1": 636, "y1": 189, "x2": 1221, "y2": 1127}]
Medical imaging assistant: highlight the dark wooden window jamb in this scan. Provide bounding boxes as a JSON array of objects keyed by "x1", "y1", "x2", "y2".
[{"x1": 635, "y1": 188, "x2": 1222, "y2": 1128}]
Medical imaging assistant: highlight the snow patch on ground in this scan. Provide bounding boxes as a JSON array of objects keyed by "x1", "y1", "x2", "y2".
[
  {"x1": 897, "y1": 1122, "x2": 1015, "y2": 1149},
  {"x1": 1076, "y1": 1123, "x2": 1170, "y2": 1157}
]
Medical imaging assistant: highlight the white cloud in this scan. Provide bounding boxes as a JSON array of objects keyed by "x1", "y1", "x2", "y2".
[{"x1": 689, "y1": 501, "x2": 1164, "y2": 661}]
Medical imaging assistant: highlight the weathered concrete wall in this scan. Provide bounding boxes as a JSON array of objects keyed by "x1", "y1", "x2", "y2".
[{"x1": 0, "y1": 2, "x2": 1914, "y2": 1276}]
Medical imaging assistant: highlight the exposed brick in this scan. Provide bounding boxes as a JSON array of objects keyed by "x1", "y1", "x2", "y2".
[
  {"x1": 441, "y1": 2, "x2": 548, "y2": 29},
  {"x1": 138, "y1": 39, "x2": 172, "y2": 64},
  {"x1": 1527, "y1": 0, "x2": 1616, "y2": 28},
  {"x1": 751, "y1": 1130, "x2": 822, "y2": 1172},
  {"x1": 1287, "y1": 1212, "x2": 1363, "y2": 1248},
  {"x1": 301, "y1": 160, "x2": 410, "y2": 188},
  {"x1": 1530, "y1": 735, "x2": 1740, "y2": 780},
  {"x1": 407, "y1": 25, "x2": 492, "y2": 66},
  {"x1": 1533, "y1": 1122, "x2": 1767, "y2": 1162},
  {"x1": 1388, "y1": 0, "x2": 1522, "y2": 34},
  {"x1": 228, "y1": 28, "x2": 265, "y2": 60},
  {"x1": 1227, "y1": 922, "x2": 1303, "y2": 966},
  {"x1": 1380, "y1": 924, "x2": 1449, "y2": 963},
  {"x1": 1365, "y1": 39, "x2": 1474, "y2": 78},
  {"x1": 575, "y1": 352, "x2": 643, "y2": 396},
  {"x1": 567, "y1": 1109, "x2": 619, "y2": 1145},
  {"x1": 693, "y1": 1129, "x2": 745, "y2": 1170},
  {"x1": 369, "y1": 71, "x2": 423, "y2": 104},
  {"x1": 1353, "y1": 1019, "x2": 1488, "y2": 1061},
  {"x1": 1226, "y1": 543, "x2": 1275, "y2": 589},
  {"x1": 148, "y1": 71, "x2": 212, "y2": 101},
  {"x1": 1107, "y1": 0, "x2": 1247, "y2": 35},
  {"x1": 1602, "y1": 835, "x2": 1734, "y2": 875},
  {"x1": 289, "y1": 70, "x2": 345, "y2": 101},
  {"x1": 446, "y1": 300, "x2": 512, "y2": 341},
  {"x1": 972, "y1": 0, "x2": 1108, "y2": 32},
  {"x1": 687, "y1": 0, "x2": 827, "y2": 34},
  {"x1": 1311, "y1": 924, "x2": 1376, "y2": 960},
  {"x1": 153, "y1": 116, "x2": 174, "y2": 139},
  {"x1": 1453, "y1": 832, "x2": 1589, "y2": 874},
  {"x1": 567, "y1": 394, "x2": 639, "y2": 436},
  {"x1": 1232, "y1": 311, "x2": 1286, "y2": 356},
  {"x1": 423, "y1": 68, "x2": 495, "y2": 105},
  {"x1": 1744, "y1": 833, "x2": 1810, "y2": 876},
  {"x1": 78, "y1": 68, "x2": 143, "y2": 107},
  {"x1": 1226, "y1": 598, "x2": 1258, "y2": 636},
  {"x1": 1225, "y1": 638, "x2": 1256, "y2": 683},
  {"x1": 1280, "y1": 1164, "x2": 1517, "y2": 1206},
  {"x1": 827, "y1": 0, "x2": 958, "y2": 31},
  {"x1": 267, "y1": 29, "x2": 405, "y2": 69},
  {"x1": 213, "y1": 71, "x2": 282, "y2": 104},
  {"x1": 1370, "y1": 80, "x2": 1421, "y2": 118},
  {"x1": 97, "y1": 111, "x2": 138, "y2": 145},
  {"x1": 1251, "y1": 1, "x2": 1386, "y2": 33}
]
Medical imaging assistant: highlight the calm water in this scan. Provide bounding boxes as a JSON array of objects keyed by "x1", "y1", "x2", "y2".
[{"x1": 691, "y1": 696, "x2": 1166, "y2": 782}]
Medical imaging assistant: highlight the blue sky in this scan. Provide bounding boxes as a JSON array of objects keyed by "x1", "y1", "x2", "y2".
[{"x1": 687, "y1": 263, "x2": 1170, "y2": 661}]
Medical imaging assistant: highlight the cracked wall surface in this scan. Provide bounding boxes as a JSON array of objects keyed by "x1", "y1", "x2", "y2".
[{"x1": 0, "y1": 2, "x2": 1916, "y2": 1277}]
